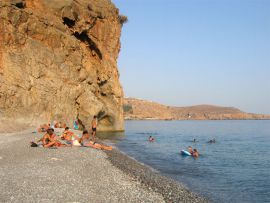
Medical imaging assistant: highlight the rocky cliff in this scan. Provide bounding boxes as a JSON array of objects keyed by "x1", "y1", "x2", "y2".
[
  {"x1": 0, "y1": 0, "x2": 125, "y2": 131},
  {"x1": 124, "y1": 98, "x2": 270, "y2": 120}
]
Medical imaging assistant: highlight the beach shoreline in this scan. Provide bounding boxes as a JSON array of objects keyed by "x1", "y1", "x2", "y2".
[
  {"x1": 105, "y1": 148, "x2": 209, "y2": 203},
  {"x1": 0, "y1": 127, "x2": 208, "y2": 202}
]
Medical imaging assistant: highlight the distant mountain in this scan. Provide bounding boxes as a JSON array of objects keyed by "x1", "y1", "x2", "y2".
[{"x1": 124, "y1": 98, "x2": 270, "y2": 120}]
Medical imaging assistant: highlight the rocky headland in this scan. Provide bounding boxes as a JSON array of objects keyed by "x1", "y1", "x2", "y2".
[
  {"x1": 0, "y1": 0, "x2": 126, "y2": 131},
  {"x1": 124, "y1": 98, "x2": 270, "y2": 120}
]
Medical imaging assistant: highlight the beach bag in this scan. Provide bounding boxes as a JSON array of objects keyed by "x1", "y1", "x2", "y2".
[{"x1": 30, "y1": 142, "x2": 38, "y2": 147}]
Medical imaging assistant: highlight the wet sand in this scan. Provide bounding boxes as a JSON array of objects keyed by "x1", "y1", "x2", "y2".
[{"x1": 0, "y1": 128, "x2": 208, "y2": 202}]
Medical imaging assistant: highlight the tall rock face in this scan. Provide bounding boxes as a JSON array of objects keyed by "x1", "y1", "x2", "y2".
[{"x1": 0, "y1": 0, "x2": 125, "y2": 131}]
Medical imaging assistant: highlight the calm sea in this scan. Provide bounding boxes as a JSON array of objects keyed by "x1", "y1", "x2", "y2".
[{"x1": 107, "y1": 120, "x2": 270, "y2": 203}]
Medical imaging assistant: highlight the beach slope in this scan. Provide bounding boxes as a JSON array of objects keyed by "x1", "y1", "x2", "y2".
[
  {"x1": 0, "y1": 129, "x2": 164, "y2": 202},
  {"x1": 0, "y1": 129, "x2": 208, "y2": 202}
]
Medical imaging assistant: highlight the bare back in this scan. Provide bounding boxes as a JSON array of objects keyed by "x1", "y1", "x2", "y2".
[{"x1": 91, "y1": 119, "x2": 97, "y2": 128}]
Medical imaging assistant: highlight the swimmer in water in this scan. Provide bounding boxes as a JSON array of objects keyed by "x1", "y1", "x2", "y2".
[
  {"x1": 148, "y1": 136, "x2": 155, "y2": 142},
  {"x1": 188, "y1": 146, "x2": 193, "y2": 154},
  {"x1": 192, "y1": 149, "x2": 199, "y2": 158},
  {"x1": 208, "y1": 138, "x2": 216, "y2": 143}
]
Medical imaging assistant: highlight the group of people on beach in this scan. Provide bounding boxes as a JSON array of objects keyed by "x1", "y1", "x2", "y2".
[
  {"x1": 37, "y1": 120, "x2": 81, "y2": 132},
  {"x1": 31, "y1": 116, "x2": 112, "y2": 151}
]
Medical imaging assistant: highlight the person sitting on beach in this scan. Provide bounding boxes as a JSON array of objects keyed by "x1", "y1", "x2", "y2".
[
  {"x1": 31, "y1": 128, "x2": 73, "y2": 148},
  {"x1": 53, "y1": 120, "x2": 61, "y2": 128},
  {"x1": 54, "y1": 121, "x2": 63, "y2": 128},
  {"x1": 61, "y1": 123, "x2": 67, "y2": 129},
  {"x1": 36, "y1": 128, "x2": 52, "y2": 144},
  {"x1": 80, "y1": 130, "x2": 112, "y2": 150},
  {"x1": 188, "y1": 146, "x2": 193, "y2": 154},
  {"x1": 60, "y1": 127, "x2": 79, "y2": 141},
  {"x1": 35, "y1": 128, "x2": 61, "y2": 148},
  {"x1": 192, "y1": 149, "x2": 199, "y2": 158},
  {"x1": 37, "y1": 123, "x2": 50, "y2": 132},
  {"x1": 73, "y1": 120, "x2": 79, "y2": 130},
  {"x1": 59, "y1": 127, "x2": 80, "y2": 146},
  {"x1": 148, "y1": 136, "x2": 155, "y2": 142}
]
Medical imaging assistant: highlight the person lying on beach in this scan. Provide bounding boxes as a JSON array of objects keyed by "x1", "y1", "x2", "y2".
[
  {"x1": 37, "y1": 123, "x2": 50, "y2": 132},
  {"x1": 192, "y1": 149, "x2": 199, "y2": 158},
  {"x1": 148, "y1": 136, "x2": 155, "y2": 142},
  {"x1": 80, "y1": 130, "x2": 112, "y2": 150},
  {"x1": 80, "y1": 130, "x2": 90, "y2": 143}
]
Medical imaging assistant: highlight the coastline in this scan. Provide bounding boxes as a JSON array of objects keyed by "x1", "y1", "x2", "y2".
[
  {"x1": 124, "y1": 98, "x2": 270, "y2": 121},
  {"x1": 105, "y1": 148, "x2": 209, "y2": 203},
  {"x1": 0, "y1": 128, "x2": 208, "y2": 203}
]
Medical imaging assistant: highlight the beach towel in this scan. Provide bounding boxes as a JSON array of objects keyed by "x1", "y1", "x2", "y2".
[{"x1": 72, "y1": 140, "x2": 81, "y2": 146}]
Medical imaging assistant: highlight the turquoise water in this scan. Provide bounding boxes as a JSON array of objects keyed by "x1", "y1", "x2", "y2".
[{"x1": 112, "y1": 120, "x2": 270, "y2": 203}]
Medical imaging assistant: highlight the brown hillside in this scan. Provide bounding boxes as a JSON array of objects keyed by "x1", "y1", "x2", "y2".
[{"x1": 124, "y1": 98, "x2": 270, "y2": 120}]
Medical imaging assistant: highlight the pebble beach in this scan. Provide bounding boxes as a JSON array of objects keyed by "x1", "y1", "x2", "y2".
[{"x1": 0, "y1": 128, "x2": 208, "y2": 203}]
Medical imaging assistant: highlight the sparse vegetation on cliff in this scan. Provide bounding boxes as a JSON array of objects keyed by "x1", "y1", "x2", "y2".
[
  {"x1": 119, "y1": 15, "x2": 128, "y2": 25},
  {"x1": 123, "y1": 104, "x2": 133, "y2": 113}
]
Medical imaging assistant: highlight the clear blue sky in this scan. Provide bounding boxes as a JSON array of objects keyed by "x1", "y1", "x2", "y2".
[{"x1": 112, "y1": 0, "x2": 270, "y2": 114}]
